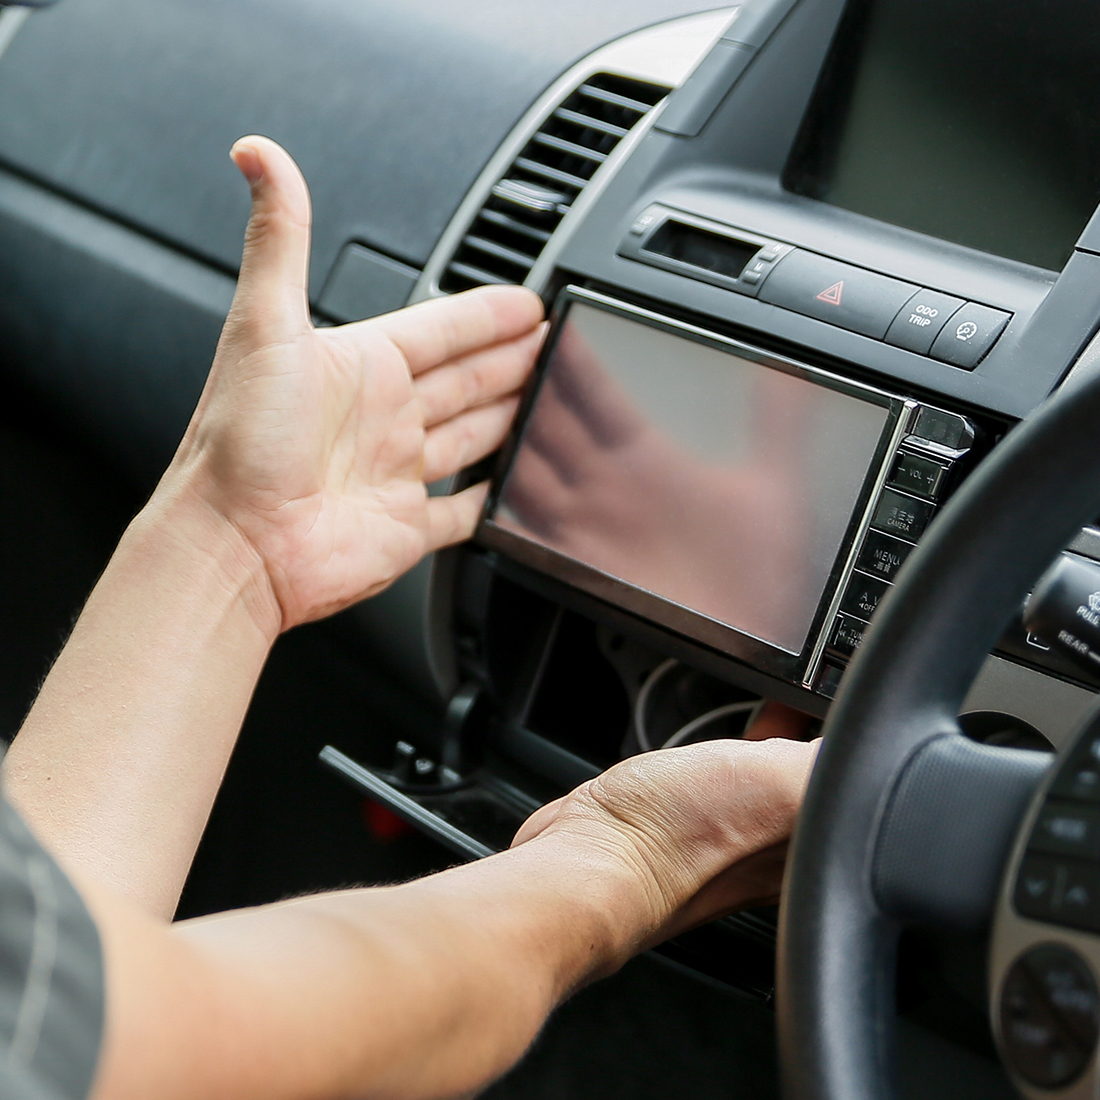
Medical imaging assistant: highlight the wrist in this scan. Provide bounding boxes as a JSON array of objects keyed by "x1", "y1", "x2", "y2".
[{"x1": 126, "y1": 477, "x2": 284, "y2": 647}]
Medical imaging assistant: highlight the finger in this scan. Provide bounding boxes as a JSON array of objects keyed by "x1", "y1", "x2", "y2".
[
  {"x1": 227, "y1": 135, "x2": 312, "y2": 345},
  {"x1": 422, "y1": 396, "x2": 519, "y2": 484},
  {"x1": 423, "y1": 481, "x2": 491, "y2": 552},
  {"x1": 415, "y1": 323, "x2": 545, "y2": 428},
  {"x1": 361, "y1": 285, "x2": 544, "y2": 376}
]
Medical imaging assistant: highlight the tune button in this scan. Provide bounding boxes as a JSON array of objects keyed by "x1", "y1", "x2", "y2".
[
  {"x1": 827, "y1": 614, "x2": 869, "y2": 659},
  {"x1": 1000, "y1": 944, "x2": 1099, "y2": 1090}
]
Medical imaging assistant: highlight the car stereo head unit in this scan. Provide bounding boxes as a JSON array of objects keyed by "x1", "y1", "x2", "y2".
[{"x1": 478, "y1": 287, "x2": 976, "y2": 697}]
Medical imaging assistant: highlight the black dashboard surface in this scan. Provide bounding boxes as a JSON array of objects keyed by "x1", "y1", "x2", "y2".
[{"x1": 0, "y1": 0, "x2": 721, "y2": 291}]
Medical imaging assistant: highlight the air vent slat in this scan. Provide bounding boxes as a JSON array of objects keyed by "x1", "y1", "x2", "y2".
[
  {"x1": 478, "y1": 208, "x2": 554, "y2": 243},
  {"x1": 532, "y1": 132, "x2": 609, "y2": 164},
  {"x1": 576, "y1": 83, "x2": 654, "y2": 115},
  {"x1": 447, "y1": 261, "x2": 514, "y2": 287},
  {"x1": 439, "y1": 71, "x2": 670, "y2": 294},
  {"x1": 513, "y1": 157, "x2": 591, "y2": 191},
  {"x1": 463, "y1": 234, "x2": 541, "y2": 269},
  {"x1": 552, "y1": 107, "x2": 628, "y2": 138}
]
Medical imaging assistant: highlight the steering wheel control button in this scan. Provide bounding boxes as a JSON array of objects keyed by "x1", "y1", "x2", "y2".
[
  {"x1": 827, "y1": 614, "x2": 869, "y2": 659},
  {"x1": 929, "y1": 302, "x2": 1012, "y2": 369},
  {"x1": 884, "y1": 289, "x2": 965, "y2": 354},
  {"x1": 855, "y1": 530, "x2": 914, "y2": 582},
  {"x1": 1029, "y1": 801, "x2": 1100, "y2": 860},
  {"x1": 1000, "y1": 945, "x2": 1099, "y2": 1090},
  {"x1": 840, "y1": 573, "x2": 891, "y2": 622},
  {"x1": 871, "y1": 489, "x2": 935, "y2": 542},
  {"x1": 757, "y1": 250, "x2": 918, "y2": 338},
  {"x1": 908, "y1": 406, "x2": 976, "y2": 453},
  {"x1": 1053, "y1": 741, "x2": 1100, "y2": 802},
  {"x1": 1025, "y1": 552, "x2": 1100, "y2": 674},
  {"x1": 886, "y1": 452, "x2": 948, "y2": 500},
  {"x1": 1014, "y1": 855, "x2": 1062, "y2": 922}
]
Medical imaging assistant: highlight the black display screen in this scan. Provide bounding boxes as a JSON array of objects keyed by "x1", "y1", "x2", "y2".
[{"x1": 785, "y1": 0, "x2": 1100, "y2": 271}]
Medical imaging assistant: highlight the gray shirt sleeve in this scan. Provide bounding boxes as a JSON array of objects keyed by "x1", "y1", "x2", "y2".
[{"x1": 0, "y1": 797, "x2": 104, "y2": 1100}]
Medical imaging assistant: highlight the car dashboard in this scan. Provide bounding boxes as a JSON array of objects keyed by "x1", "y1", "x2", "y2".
[{"x1": 3, "y1": 1, "x2": 1100, "y2": 1095}]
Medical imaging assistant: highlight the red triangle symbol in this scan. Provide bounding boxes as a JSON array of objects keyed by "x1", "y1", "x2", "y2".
[{"x1": 816, "y1": 280, "x2": 844, "y2": 306}]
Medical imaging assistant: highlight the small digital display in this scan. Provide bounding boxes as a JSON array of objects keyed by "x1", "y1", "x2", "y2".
[
  {"x1": 489, "y1": 302, "x2": 892, "y2": 655},
  {"x1": 786, "y1": 0, "x2": 1100, "y2": 271}
]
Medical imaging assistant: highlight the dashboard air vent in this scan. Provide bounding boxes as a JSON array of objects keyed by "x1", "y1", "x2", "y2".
[{"x1": 440, "y1": 73, "x2": 670, "y2": 293}]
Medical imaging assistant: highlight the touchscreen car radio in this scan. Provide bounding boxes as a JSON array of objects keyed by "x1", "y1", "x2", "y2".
[{"x1": 478, "y1": 287, "x2": 976, "y2": 697}]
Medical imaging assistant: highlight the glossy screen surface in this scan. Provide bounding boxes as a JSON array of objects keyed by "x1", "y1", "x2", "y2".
[{"x1": 492, "y1": 304, "x2": 891, "y2": 654}]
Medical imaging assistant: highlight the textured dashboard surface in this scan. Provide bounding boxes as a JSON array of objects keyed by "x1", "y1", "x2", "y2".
[{"x1": 0, "y1": 0, "x2": 720, "y2": 291}]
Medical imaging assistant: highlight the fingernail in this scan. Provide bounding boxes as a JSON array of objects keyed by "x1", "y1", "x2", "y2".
[{"x1": 230, "y1": 143, "x2": 263, "y2": 185}]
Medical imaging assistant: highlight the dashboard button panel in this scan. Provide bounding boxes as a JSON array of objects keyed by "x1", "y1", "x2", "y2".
[
  {"x1": 757, "y1": 250, "x2": 917, "y2": 338},
  {"x1": 804, "y1": 404, "x2": 975, "y2": 697}
]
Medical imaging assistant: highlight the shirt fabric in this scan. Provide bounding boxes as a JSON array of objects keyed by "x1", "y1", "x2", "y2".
[{"x1": 0, "y1": 796, "x2": 103, "y2": 1100}]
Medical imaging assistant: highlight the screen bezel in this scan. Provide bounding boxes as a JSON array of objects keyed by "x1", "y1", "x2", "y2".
[{"x1": 476, "y1": 286, "x2": 907, "y2": 684}]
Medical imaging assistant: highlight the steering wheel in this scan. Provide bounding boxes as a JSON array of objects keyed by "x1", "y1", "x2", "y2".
[{"x1": 776, "y1": 357, "x2": 1100, "y2": 1100}]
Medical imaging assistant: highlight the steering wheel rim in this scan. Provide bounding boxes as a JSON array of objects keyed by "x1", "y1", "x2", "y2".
[{"x1": 776, "y1": 359, "x2": 1100, "y2": 1100}]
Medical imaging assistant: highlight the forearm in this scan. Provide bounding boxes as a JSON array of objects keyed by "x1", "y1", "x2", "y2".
[
  {"x1": 2, "y1": 483, "x2": 278, "y2": 918},
  {"x1": 85, "y1": 835, "x2": 640, "y2": 1100}
]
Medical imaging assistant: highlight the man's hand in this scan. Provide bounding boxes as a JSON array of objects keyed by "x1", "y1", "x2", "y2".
[
  {"x1": 167, "y1": 136, "x2": 544, "y2": 636},
  {"x1": 513, "y1": 736, "x2": 819, "y2": 966},
  {"x1": 84, "y1": 735, "x2": 819, "y2": 1100},
  {"x1": 4, "y1": 136, "x2": 544, "y2": 915}
]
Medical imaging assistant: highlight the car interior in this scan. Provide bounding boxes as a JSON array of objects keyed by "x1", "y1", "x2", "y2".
[{"x1": 5, "y1": 1, "x2": 1100, "y2": 1097}]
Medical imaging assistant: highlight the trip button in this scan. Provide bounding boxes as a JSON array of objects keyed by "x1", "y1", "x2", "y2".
[
  {"x1": 930, "y1": 302, "x2": 1011, "y2": 369},
  {"x1": 840, "y1": 573, "x2": 891, "y2": 621},
  {"x1": 1029, "y1": 801, "x2": 1100, "y2": 860},
  {"x1": 885, "y1": 289, "x2": 965, "y2": 354},
  {"x1": 871, "y1": 489, "x2": 935, "y2": 542},
  {"x1": 758, "y1": 250, "x2": 918, "y2": 338},
  {"x1": 856, "y1": 530, "x2": 914, "y2": 581},
  {"x1": 887, "y1": 452, "x2": 949, "y2": 500}
]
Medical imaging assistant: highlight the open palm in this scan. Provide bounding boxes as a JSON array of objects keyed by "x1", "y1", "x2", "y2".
[{"x1": 168, "y1": 137, "x2": 544, "y2": 631}]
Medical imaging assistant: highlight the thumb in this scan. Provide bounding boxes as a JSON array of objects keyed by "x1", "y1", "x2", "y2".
[{"x1": 227, "y1": 135, "x2": 313, "y2": 345}]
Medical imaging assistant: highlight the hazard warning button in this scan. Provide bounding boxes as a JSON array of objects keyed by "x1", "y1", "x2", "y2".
[{"x1": 758, "y1": 250, "x2": 918, "y2": 338}]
